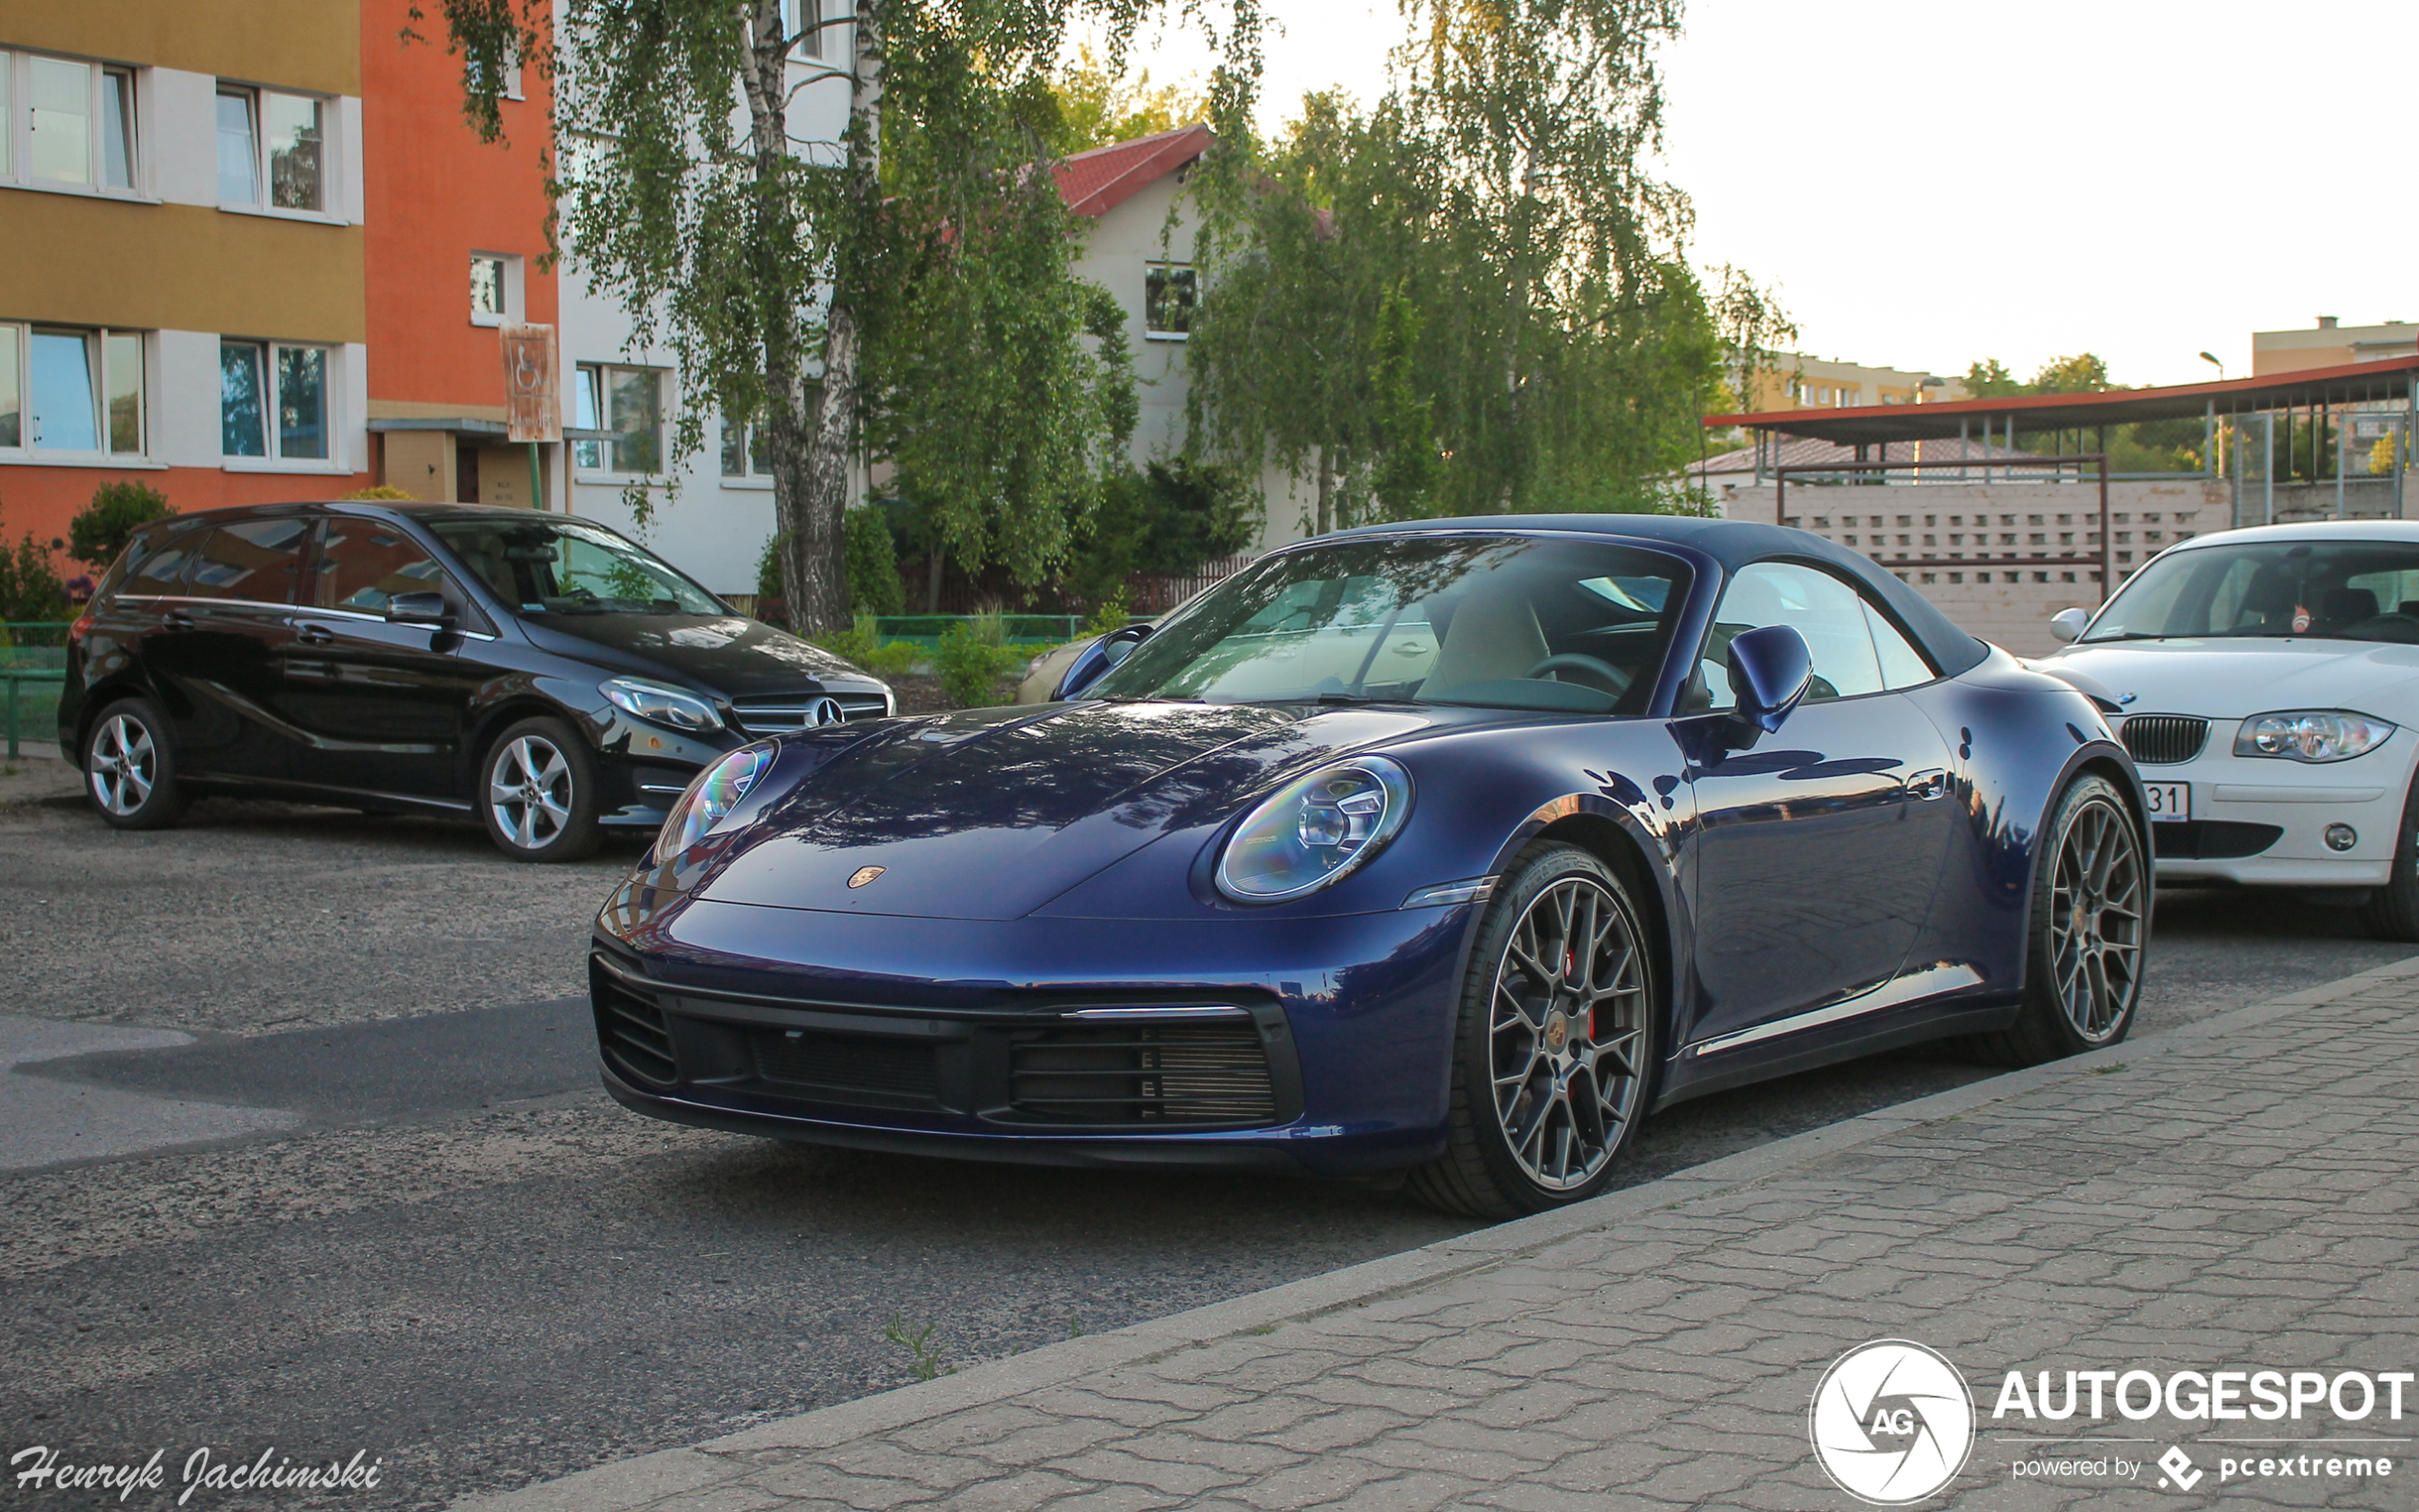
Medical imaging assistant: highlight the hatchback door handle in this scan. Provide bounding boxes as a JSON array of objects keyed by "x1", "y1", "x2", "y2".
[
  {"x1": 159, "y1": 610, "x2": 193, "y2": 632},
  {"x1": 1905, "y1": 767, "x2": 1949, "y2": 801},
  {"x1": 296, "y1": 623, "x2": 335, "y2": 646}
]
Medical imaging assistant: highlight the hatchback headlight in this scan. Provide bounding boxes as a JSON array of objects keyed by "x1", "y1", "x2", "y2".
[
  {"x1": 2233, "y1": 710, "x2": 2396, "y2": 763},
  {"x1": 658, "y1": 744, "x2": 773, "y2": 855},
  {"x1": 1215, "y1": 757, "x2": 1412, "y2": 903},
  {"x1": 603, "y1": 676, "x2": 722, "y2": 734}
]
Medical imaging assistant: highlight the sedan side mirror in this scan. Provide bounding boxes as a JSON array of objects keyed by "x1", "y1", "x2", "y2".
[
  {"x1": 1725, "y1": 624, "x2": 1812, "y2": 748},
  {"x1": 1053, "y1": 624, "x2": 1151, "y2": 701},
  {"x1": 2049, "y1": 607, "x2": 2090, "y2": 644},
  {"x1": 387, "y1": 590, "x2": 452, "y2": 627}
]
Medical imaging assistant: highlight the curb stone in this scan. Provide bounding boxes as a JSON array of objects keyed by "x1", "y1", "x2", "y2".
[{"x1": 450, "y1": 952, "x2": 2419, "y2": 1511}]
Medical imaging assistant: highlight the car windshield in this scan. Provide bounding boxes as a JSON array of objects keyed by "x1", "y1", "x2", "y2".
[
  {"x1": 427, "y1": 518, "x2": 722, "y2": 616},
  {"x1": 2083, "y1": 539, "x2": 2419, "y2": 645},
  {"x1": 1088, "y1": 534, "x2": 1692, "y2": 714}
]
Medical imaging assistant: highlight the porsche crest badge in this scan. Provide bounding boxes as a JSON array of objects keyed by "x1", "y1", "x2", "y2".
[{"x1": 848, "y1": 865, "x2": 886, "y2": 889}]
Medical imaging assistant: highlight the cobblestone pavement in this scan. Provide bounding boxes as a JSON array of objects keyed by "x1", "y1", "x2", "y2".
[{"x1": 466, "y1": 962, "x2": 2419, "y2": 1512}]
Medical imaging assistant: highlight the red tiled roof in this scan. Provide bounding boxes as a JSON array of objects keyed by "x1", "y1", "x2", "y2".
[{"x1": 1052, "y1": 123, "x2": 1213, "y2": 218}]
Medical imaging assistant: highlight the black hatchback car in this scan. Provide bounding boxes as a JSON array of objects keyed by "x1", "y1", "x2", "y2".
[{"x1": 59, "y1": 501, "x2": 892, "y2": 861}]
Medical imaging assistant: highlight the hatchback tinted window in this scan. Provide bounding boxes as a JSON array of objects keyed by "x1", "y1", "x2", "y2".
[
  {"x1": 314, "y1": 520, "x2": 449, "y2": 613},
  {"x1": 123, "y1": 531, "x2": 199, "y2": 597},
  {"x1": 187, "y1": 519, "x2": 310, "y2": 605}
]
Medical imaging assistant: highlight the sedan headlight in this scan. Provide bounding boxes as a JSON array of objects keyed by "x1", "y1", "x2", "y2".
[
  {"x1": 2233, "y1": 710, "x2": 2397, "y2": 763},
  {"x1": 659, "y1": 744, "x2": 773, "y2": 855},
  {"x1": 1215, "y1": 756, "x2": 1412, "y2": 903},
  {"x1": 602, "y1": 676, "x2": 723, "y2": 734}
]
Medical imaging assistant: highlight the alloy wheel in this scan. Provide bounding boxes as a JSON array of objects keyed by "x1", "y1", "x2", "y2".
[
  {"x1": 89, "y1": 713, "x2": 156, "y2": 817},
  {"x1": 490, "y1": 735, "x2": 574, "y2": 851},
  {"x1": 2049, "y1": 796, "x2": 2144, "y2": 1043},
  {"x1": 1489, "y1": 875, "x2": 1649, "y2": 1190}
]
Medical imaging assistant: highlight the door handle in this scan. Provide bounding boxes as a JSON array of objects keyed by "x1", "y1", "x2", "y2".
[
  {"x1": 296, "y1": 623, "x2": 335, "y2": 646},
  {"x1": 159, "y1": 610, "x2": 194, "y2": 632},
  {"x1": 1904, "y1": 767, "x2": 1949, "y2": 801}
]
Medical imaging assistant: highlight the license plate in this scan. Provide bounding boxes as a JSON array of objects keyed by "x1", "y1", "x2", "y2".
[{"x1": 2143, "y1": 781, "x2": 2189, "y2": 823}]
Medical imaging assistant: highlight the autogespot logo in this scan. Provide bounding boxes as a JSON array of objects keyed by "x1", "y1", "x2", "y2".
[{"x1": 1810, "y1": 1340, "x2": 1976, "y2": 1505}]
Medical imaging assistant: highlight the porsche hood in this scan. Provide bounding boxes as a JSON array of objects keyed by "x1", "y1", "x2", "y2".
[{"x1": 697, "y1": 700, "x2": 1467, "y2": 919}]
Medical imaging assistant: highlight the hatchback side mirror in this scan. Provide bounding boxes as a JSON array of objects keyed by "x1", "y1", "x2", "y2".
[
  {"x1": 387, "y1": 590, "x2": 451, "y2": 627},
  {"x1": 2049, "y1": 607, "x2": 2090, "y2": 644},
  {"x1": 1053, "y1": 624, "x2": 1151, "y2": 701},
  {"x1": 1725, "y1": 624, "x2": 1812, "y2": 748}
]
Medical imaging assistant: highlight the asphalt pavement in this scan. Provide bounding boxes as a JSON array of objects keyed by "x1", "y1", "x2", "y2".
[{"x1": 2, "y1": 770, "x2": 2411, "y2": 1509}]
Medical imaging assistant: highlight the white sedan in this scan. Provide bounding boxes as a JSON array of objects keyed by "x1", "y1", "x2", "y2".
[{"x1": 2044, "y1": 520, "x2": 2419, "y2": 938}]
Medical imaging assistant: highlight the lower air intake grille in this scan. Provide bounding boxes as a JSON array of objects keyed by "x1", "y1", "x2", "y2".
[
  {"x1": 1009, "y1": 1022, "x2": 1276, "y2": 1128},
  {"x1": 2120, "y1": 715, "x2": 2210, "y2": 765},
  {"x1": 2152, "y1": 820, "x2": 2283, "y2": 861},
  {"x1": 594, "y1": 973, "x2": 679, "y2": 1087},
  {"x1": 751, "y1": 1030, "x2": 939, "y2": 1106}
]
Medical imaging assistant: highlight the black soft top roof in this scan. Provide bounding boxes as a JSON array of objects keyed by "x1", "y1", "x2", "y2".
[{"x1": 1328, "y1": 512, "x2": 1990, "y2": 679}]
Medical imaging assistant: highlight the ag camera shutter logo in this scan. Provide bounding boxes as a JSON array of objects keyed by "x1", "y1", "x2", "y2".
[{"x1": 1809, "y1": 1340, "x2": 1975, "y2": 1504}]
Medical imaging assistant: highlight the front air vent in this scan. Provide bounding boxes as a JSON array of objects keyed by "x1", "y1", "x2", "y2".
[
  {"x1": 2152, "y1": 821, "x2": 2282, "y2": 861},
  {"x1": 592, "y1": 968, "x2": 679, "y2": 1087},
  {"x1": 750, "y1": 1029, "x2": 939, "y2": 1107},
  {"x1": 730, "y1": 693, "x2": 889, "y2": 735},
  {"x1": 2119, "y1": 715, "x2": 2209, "y2": 766},
  {"x1": 1008, "y1": 1021, "x2": 1276, "y2": 1128}
]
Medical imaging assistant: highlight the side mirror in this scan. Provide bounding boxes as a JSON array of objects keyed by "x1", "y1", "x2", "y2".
[
  {"x1": 387, "y1": 590, "x2": 451, "y2": 627},
  {"x1": 2049, "y1": 607, "x2": 2090, "y2": 644},
  {"x1": 1725, "y1": 624, "x2": 1812, "y2": 748},
  {"x1": 1053, "y1": 624, "x2": 1151, "y2": 701}
]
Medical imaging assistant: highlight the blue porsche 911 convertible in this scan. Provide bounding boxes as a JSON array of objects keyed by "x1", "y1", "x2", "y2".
[{"x1": 591, "y1": 515, "x2": 2149, "y2": 1217}]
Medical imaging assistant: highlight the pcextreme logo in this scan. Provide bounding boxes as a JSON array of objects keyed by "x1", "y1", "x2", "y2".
[{"x1": 1809, "y1": 1341, "x2": 1976, "y2": 1505}]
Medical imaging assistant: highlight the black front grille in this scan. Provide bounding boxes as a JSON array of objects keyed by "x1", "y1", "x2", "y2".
[
  {"x1": 750, "y1": 1029, "x2": 938, "y2": 1106},
  {"x1": 1009, "y1": 1021, "x2": 1277, "y2": 1128},
  {"x1": 2120, "y1": 715, "x2": 2210, "y2": 765},
  {"x1": 594, "y1": 973, "x2": 679, "y2": 1087},
  {"x1": 730, "y1": 693, "x2": 889, "y2": 734},
  {"x1": 2153, "y1": 820, "x2": 2283, "y2": 861}
]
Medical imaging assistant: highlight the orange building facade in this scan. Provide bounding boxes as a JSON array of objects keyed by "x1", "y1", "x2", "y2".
[{"x1": 0, "y1": 1, "x2": 557, "y2": 577}]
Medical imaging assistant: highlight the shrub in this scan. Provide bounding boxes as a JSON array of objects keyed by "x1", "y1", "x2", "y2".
[
  {"x1": 0, "y1": 521, "x2": 70, "y2": 624},
  {"x1": 935, "y1": 620, "x2": 1025, "y2": 708},
  {"x1": 846, "y1": 507, "x2": 905, "y2": 617},
  {"x1": 338, "y1": 485, "x2": 419, "y2": 501},
  {"x1": 69, "y1": 481, "x2": 174, "y2": 570},
  {"x1": 1088, "y1": 587, "x2": 1131, "y2": 637},
  {"x1": 812, "y1": 613, "x2": 921, "y2": 680},
  {"x1": 757, "y1": 532, "x2": 786, "y2": 601}
]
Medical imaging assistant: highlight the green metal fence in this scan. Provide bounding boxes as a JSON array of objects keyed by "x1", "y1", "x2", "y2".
[{"x1": 3, "y1": 624, "x2": 70, "y2": 759}]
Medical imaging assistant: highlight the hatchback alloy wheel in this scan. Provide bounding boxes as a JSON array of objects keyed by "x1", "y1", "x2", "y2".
[
  {"x1": 490, "y1": 734, "x2": 574, "y2": 850},
  {"x1": 89, "y1": 713, "x2": 156, "y2": 817},
  {"x1": 1489, "y1": 873, "x2": 1650, "y2": 1191}
]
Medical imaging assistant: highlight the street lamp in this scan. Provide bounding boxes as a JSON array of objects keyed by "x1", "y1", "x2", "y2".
[{"x1": 2199, "y1": 350, "x2": 2226, "y2": 381}]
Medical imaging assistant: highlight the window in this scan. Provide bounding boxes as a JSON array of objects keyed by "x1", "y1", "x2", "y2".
[
  {"x1": 187, "y1": 519, "x2": 310, "y2": 605},
  {"x1": 3, "y1": 53, "x2": 136, "y2": 191},
  {"x1": 722, "y1": 418, "x2": 774, "y2": 479},
  {"x1": 220, "y1": 339, "x2": 331, "y2": 461},
  {"x1": 470, "y1": 253, "x2": 521, "y2": 325},
  {"x1": 314, "y1": 520, "x2": 448, "y2": 613},
  {"x1": 0, "y1": 323, "x2": 144, "y2": 456},
  {"x1": 572, "y1": 363, "x2": 664, "y2": 475},
  {"x1": 125, "y1": 530, "x2": 200, "y2": 596},
  {"x1": 215, "y1": 84, "x2": 323, "y2": 211},
  {"x1": 429, "y1": 517, "x2": 721, "y2": 614},
  {"x1": 1145, "y1": 263, "x2": 1194, "y2": 338},
  {"x1": 1696, "y1": 562, "x2": 1933, "y2": 710},
  {"x1": 786, "y1": 0, "x2": 826, "y2": 58}
]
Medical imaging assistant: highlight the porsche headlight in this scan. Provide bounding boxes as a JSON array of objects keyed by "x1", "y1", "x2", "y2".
[
  {"x1": 658, "y1": 744, "x2": 773, "y2": 855},
  {"x1": 1215, "y1": 757, "x2": 1412, "y2": 903},
  {"x1": 2232, "y1": 710, "x2": 2397, "y2": 763},
  {"x1": 603, "y1": 676, "x2": 723, "y2": 734}
]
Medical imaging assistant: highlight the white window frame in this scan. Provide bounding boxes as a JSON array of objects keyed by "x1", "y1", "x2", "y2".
[
  {"x1": 571, "y1": 362, "x2": 669, "y2": 481},
  {"x1": 720, "y1": 416, "x2": 776, "y2": 488},
  {"x1": 218, "y1": 337, "x2": 347, "y2": 472},
  {"x1": 213, "y1": 80, "x2": 338, "y2": 222},
  {"x1": 470, "y1": 251, "x2": 524, "y2": 328},
  {"x1": 1144, "y1": 261, "x2": 1195, "y2": 341},
  {"x1": 0, "y1": 50, "x2": 146, "y2": 199},
  {"x1": 0, "y1": 321, "x2": 150, "y2": 464}
]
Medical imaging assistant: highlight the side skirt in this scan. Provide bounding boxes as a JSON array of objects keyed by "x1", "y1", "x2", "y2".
[{"x1": 1649, "y1": 998, "x2": 2020, "y2": 1111}]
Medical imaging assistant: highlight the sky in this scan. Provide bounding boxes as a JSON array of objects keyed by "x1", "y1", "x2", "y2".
[{"x1": 1117, "y1": 0, "x2": 2417, "y2": 391}]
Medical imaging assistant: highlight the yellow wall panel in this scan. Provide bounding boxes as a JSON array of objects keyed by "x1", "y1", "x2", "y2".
[
  {"x1": 0, "y1": 196, "x2": 365, "y2": 343},
  {"x1": 1, "y1": 0, "x2": 359, "y2": 95}
]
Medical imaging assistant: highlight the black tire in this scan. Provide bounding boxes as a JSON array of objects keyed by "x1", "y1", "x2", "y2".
[
  {"x1": 81, "y1": 696, "x2": 187, "y2": 831},
  {"x1": 1407, "y1": 842, "x2": 1659, "y2": 1220},
  {"x1": 1965, "y1": 774, "x2": 2147, "y2": 1067},
  {"x1": 2360, "y1": 768, "x2": 2419, "y2": 941},
  {"x1": 477, "y1": 716, "x2": 602, "y2": 863}
]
